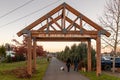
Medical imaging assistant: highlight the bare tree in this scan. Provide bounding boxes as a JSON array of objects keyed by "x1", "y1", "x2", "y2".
[{"x1": 99, "y1": 0, "x2": 120, "y2": 73}]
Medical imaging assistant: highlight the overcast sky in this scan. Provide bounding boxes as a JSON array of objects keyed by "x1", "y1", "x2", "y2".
[{"x1": 0, "y1": 0, "x2": 109, "y2": 52}]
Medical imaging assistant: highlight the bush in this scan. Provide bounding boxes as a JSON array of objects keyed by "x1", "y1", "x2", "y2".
[
  {"x1": 15, "y1": 54, "x2": 26, "y2": 62},
  {"x1": 6, "y1": 55, "x2": 12, "y2": 63},
  {"x1": 3, "y1": 54, "x2": 26, "y2": 63}
]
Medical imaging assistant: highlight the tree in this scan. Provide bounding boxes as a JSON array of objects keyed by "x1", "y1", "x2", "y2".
[
  {"x1": 99, "y1": 0, "x2": 120, "y2": 72},
  {"x1": 70, "y1": 44, "x2": 77, "y2": 62},
  {"x1": 5, "y1": 43, "x2": 11, "y2": 51},
  {"x1": 0, "y1": 45, "x2": 6, "y2": 57},
  {"x1": 64, "y1": 46, "x2": 70, "y2": 54},
  {"x1": 12, "y1": 37, "x2": 45, "y2": 62},
  {"x1": 14, "y1": 46, "x2": 27, "y2": 55},
  {"x1": 57, "y1": 43, "x2": 96, "y2": 70},
  {"x1": 77, "y1": 43, "x2": 87, "y2": 68},
  {"x1": 36, "y1": 46, "x2": 45, "y2": 56}
]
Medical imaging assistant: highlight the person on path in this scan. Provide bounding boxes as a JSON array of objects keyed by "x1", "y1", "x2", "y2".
[
  {"x1": 73, "y1": 57, "x2": 79, "y2": 71},
  {"x1": 66, "y1": 58, "x2": 71, "y2": 72},
  {"x1": 47, "y1": 53, "x2": 50, "y2": 62},
  {"x1": 47, "y1": 56, "x2": 49, "y2": 62}
]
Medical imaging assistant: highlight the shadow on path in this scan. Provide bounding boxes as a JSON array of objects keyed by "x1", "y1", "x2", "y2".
[{"x1": 42, "y1": 57, "x2": 89, "y2": 80}]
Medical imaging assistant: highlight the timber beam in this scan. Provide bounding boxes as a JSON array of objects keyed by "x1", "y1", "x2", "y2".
[
  {"x1": 65, "y1": 3, "x2": 110, "y2": 37},
  {"x1": 31, "y1": 30, "x2": 98, "y2": 35},
  {"x1": 33, "y1": 37, "x2": 37, "y2": 70},
  {"x1": 65, "y1": 16, "x2": 87, "y2": 31},
  {"x1": 38, "y1": 15, "x2": 62, "y2": 31},
  {"x1": 87, "y1": 39, "x2": 92, "y2": 71},
  {"x1": 96, "y1": 36, "x2": 101, "y2": 76},
  {"x1": 61, "y1": 5, "x2": 66, "y2": 29},
  {"x1": 17, "y1": 3, "x2": 64, "y2": 37},
  {"x1": 26, "y1": 32, "x2": 32, "y2": 76},
  {"x1": 16, "y1": 2, "x2": 111, "y2": 77},
  {"x1": 35, "y1": 37, "x2": 92, "y2": 42},
  {"x1": 66, "y1": 16, "x2": 79, "y2": 31},
  {"x1": 50, "y1": 16, "x2": 62, "y2": 30}
]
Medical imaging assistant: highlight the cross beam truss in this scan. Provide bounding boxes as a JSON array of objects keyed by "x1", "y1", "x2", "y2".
[{"x1": 17, "y1": 2, "x2": 111, "y2": 76}]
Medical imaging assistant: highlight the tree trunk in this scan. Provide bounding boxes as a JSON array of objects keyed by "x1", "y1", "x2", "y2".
[{"x1": 112, "y1": 54, "x2": 115, "y2": 73}]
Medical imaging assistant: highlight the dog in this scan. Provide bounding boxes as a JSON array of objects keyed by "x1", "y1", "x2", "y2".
[{"x1": 60, "y1": 66, "x2": 64, "y2": 71}]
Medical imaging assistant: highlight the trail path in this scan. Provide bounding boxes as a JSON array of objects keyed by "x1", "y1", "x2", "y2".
[{"x1": 42, "y1": 57, "x2": 89, "y2": 80}]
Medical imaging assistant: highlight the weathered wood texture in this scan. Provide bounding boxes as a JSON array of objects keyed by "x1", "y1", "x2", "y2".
[
  {"x1": 96, "y1": 36, "x2": 101, "y2": 76},
  {"x1": 17, "y1": 2, "x2": 110, "y2": 76},
  {"x1": 33, "y1": 38, "x2": 37, "y2": 70},
  {"x1": 87, "y1": 39, "x2": 91, "y2": 71},
  {"x1": 27, "y1": 36, "x2": 32, "y2": 75}
]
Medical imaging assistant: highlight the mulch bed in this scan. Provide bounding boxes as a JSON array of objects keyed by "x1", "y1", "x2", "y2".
[{"x1": 1, "y1": 67, "x2": 36, "y2": 78}]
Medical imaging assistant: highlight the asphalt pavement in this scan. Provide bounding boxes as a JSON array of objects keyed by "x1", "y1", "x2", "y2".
[{"x1": 42, "y1": 57, "x2": 89, "y2": 80}]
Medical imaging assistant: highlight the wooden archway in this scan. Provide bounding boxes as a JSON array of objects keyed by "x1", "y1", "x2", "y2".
[{"x1": 17, "y1": 2, "x2": 110, "y2": 76}]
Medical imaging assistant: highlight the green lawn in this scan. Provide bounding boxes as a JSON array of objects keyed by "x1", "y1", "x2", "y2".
[
  {"x1": 80, "y1": 71, "x2": 120, "y2": 80},
  {"x1": 0, "y1": 58, "x2": 49, "y2": 80}
]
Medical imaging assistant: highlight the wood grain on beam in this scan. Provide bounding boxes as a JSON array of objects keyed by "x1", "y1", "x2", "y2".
[
  {"x1": 17, "y1": 3, "x2": 63, "y2": 36},
  {"x1": 38, "y1": 15, "x2": 62, "y2": 31},
  {"x1": 35, "y1": 37, "x2": 92, "y2": 42},
  {"x1": 96, "y1": 36, "x2": 101, "y2": 76},
  {"x1": 33, "y1": 38, "x2": 36, "y2": 70},
  {"x1": 66, "y1": 17, "x2": 79, "y2": 31},
  {"x1": 65, "y1": 16, "x2": 88, "y2": 33},
  {"x1": 61, "y1": 7, "x2": 66, "y2": 29},
  {"x1": 50, "y1": 16, "x2": 62, "y2": 30},
  {"x1": 87, "y1": 39, "x2": 92, "y2": 71},
  {"x1": 50, "y1": 25, "x2": 57, "y2": 31},
  {"x1": 65, "y1": 3, "x2": 110, "y2": 37},
  {"x1": 31, "y1": 30, "x2": 98, "y2": 35}
]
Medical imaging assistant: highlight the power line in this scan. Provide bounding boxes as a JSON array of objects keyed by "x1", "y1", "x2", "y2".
[
  {"x1": 0, "y1": 0, "x2": 34, "y2": 19},
  {"x1": 0, "y1": 0, "x2": 61, "y2": 28}
]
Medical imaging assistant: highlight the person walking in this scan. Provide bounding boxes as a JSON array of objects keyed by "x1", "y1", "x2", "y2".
[
  {"x1": 66, "y1": 58, "x2": 71, "y2": 72},
  {"x1": 73, "y1": 57, "x2": 79, "y2": 71}
]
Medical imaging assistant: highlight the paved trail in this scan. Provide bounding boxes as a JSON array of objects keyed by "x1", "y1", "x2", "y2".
[{"x1": 42, "y1": 57, "x2": 89, "y2": 80}]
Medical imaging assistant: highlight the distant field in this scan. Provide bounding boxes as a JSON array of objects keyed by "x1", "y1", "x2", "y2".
[{"x1": 0, "y1": 58, "x2": 49, "y2": 80}]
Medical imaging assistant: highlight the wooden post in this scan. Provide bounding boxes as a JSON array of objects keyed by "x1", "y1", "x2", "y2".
[
  {"x1": 62, "y1": 5, "x2": 65, "y2": 29},
  {"x1": 33, "y1": 38, "x2": 37, "y2": 70},
  {"x1": 80, "y1": 16, "x2": 82, "y2": 28},
  {"x1": 27, "y1": 32, "x2": 32, "y2": 76},
  {"x1": 87, "y1": 39, "x2": 91, "y2": 71},
  {"x1": 96, "y1": 36, "x2": 101, "y2": 76}
]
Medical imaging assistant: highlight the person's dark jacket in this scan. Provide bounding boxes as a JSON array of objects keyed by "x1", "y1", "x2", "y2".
[{"x1": 66, "y1": 58, "x2": 71, "y2": 66}]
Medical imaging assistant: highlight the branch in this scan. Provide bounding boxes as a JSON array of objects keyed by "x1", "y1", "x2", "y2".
[
  {"x1": 117, "y1": 39, "x2": 120, "y2": 44},
  {"x1": 101, "y1": 44, "x2": 110, "y2": 49},
  {"x1": 101, "y1": 37, "x2": 114, "y2": 48},
  {"x1": 99, "y1": 17, "x2": 116, "y2": 33}
]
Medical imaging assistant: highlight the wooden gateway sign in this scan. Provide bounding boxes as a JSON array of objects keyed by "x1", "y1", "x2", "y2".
[{"x1": 17, "y1": 2, "x2": 110, "y2": 76}]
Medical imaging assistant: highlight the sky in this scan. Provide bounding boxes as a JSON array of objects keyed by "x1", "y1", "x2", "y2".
[{"x1": 0, "y1": 0, "x2": 110, "y2": 52}]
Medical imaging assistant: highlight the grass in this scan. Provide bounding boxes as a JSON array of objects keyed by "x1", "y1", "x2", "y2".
[
  {"x1": 1, "y1": 58, "x2": 120, "y2": 80},
  {"x1": 0, "y1": 57, "x2": 49, "y2": 80},
  {"x1": 80, "y1": 71, "x2": 120, "y2": 80}
]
